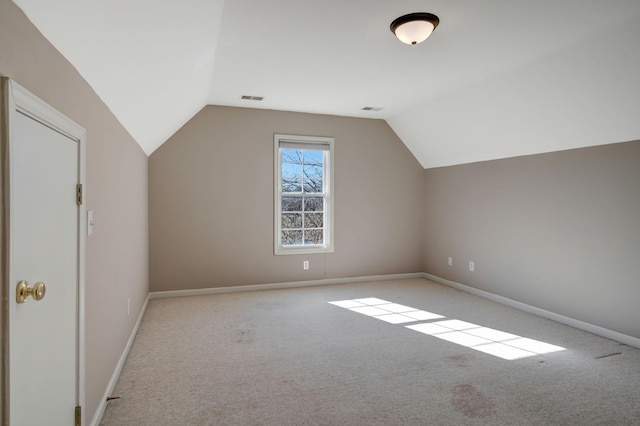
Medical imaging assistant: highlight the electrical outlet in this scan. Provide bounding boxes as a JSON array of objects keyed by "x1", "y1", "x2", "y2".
[
  {"x1": 303, "y1": 260, "x2": 309, "y2": 270},
  {"x1": 448, "y1": 257, "x2": 453, "y2": 266},
  {"x1": 469, "y1": 261, "x2": 475, "y2": 272}
]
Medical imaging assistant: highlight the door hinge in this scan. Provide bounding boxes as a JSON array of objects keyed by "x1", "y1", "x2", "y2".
[
  {"x1": 75, "y1": 405, "x2": 81, "y2": 426},
  {"x1": 76, "y1": 184, "x2": 83, "y2": 205}
]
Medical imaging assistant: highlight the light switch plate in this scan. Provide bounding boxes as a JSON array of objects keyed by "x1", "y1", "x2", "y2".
[{"x1": 87, "y1": 210, "x2": 94, "y2": 236}]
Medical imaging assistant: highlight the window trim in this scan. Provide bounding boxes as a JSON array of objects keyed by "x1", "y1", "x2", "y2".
[{"x1": 274, "y1": 134, "x2": 334, "y2": 255}]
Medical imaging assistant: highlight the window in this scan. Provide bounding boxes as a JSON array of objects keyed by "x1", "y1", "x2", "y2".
[{"x1": 274, "y1": 134, "x2": 334, "y2": 255}]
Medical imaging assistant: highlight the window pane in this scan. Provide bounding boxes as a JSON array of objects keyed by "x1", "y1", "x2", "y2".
[
  {"x1": 282, "y1": 230, "x2": 303, "y2": 246},
  {"x1": 282, "y1": 149, "x2": 302, "y2": 163},
  {"x1": 303, "y1": 164, "x2": 322, "y2": 178},
  {"x1": 282, "y1": 213, "x2": 302, "y2": 229},
  {"x1": 282, "y1": 178, "x2": 302, "y2": 193},
  {"x1": 282, "y1": 163, "x2": 302, "y2": 179},
  {"x1": 303, "y1": 164, "x2": 322, "y2": 193},
  {"x1": 282, "y1": 197, "x2": 302, "y2": 212},
  {"x1": 304, "y1": 179, "x2": 322, "y2": 193},
  {"x1": 305, "y1": 229, "x2": 324, "y2": 245},
  {"x1": 303, "y1": 150, "x2": 323, "y2": 165},
  {"x1": 304, "y1": 197, "x2": 323, "y2": 212},
  {"x1": 304, "y1": 213, "x2": 323, "y2": 228}
]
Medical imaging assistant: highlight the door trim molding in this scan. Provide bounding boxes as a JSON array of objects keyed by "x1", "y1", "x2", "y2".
[{"x1": 1, "y1": 78, "x2": 87, "y2": 425}]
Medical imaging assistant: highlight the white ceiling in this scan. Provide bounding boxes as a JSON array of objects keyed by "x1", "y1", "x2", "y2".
[{"x1": 12, "y1": 0, "x2": 640, "y2": 168}]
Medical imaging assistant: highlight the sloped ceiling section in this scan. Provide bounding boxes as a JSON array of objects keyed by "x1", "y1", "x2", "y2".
[
  {"x1": 12, "y1": 0, "x2": 226, "y2": 155},
  {"x1": 388, "y1": 11, "x2": 640, "y2": 168},
  {"x1": 12, "y1": 0, "x2": 640, "y2": 167}
]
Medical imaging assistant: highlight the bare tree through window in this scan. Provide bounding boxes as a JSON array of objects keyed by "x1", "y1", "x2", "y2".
[{"x1": 281, "y1": 149, "x2": 324, "y2": 245}]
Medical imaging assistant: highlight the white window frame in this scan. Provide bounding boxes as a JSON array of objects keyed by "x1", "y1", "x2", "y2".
[{"x1": 274, "y1": 134, "x2": 334, "y2": 255}]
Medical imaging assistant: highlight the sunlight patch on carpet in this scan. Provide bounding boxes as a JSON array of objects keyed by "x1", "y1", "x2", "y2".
[
  {"x1": 329, "y1": 297, "x2": 565, "y2": 360},
  {"x1": 329, "y1": 297, "x2": 444, "y2": 325}
]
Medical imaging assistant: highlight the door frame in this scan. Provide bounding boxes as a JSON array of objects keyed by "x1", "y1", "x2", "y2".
[{"x1": 1, "y1": 78, "x2": 86, "y2": 424}]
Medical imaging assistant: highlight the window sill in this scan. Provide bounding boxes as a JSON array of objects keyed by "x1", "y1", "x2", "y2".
[{"x1": 274, "y1": 245, "x2": 334, "y2": 256}]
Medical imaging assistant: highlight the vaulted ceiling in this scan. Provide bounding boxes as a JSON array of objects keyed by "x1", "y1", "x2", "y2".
[{"x1": 13, "y1": 0, "x2": 640, "y2": 168}]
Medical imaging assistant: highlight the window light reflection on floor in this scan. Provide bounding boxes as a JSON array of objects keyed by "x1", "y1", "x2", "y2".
[
  {"x1": 329, "y1": 297, "x2": 565, "y2": 360},
  {"x1": 329, "y1": 298, "x2": 444, "y2": 325}
]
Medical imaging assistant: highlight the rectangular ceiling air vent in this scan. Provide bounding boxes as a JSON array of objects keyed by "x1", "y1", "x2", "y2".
[
  {"x1": 362, "y1": 106, "x2": 383, "y2": 111},
  {"x1": 241, "y1": 95, "x2": 264, "y2": 101}
]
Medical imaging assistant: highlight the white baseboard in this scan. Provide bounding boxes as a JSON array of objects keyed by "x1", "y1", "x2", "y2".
[
  {"x1": 90, "y1": 294, "x2": 150, "y2": 426},
  {"x1": 149, "y1": 273, "x2": 425, "y2": 299},
  {"x1": 422, "y1": 272, "x2": 640, "y2": 350}
]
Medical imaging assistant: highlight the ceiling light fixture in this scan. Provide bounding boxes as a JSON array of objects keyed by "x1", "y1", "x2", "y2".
[{"x1": 390, "y1": 12, "x2": 440, "y2": 45}]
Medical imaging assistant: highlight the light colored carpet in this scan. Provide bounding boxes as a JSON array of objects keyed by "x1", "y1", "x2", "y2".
[{"x1": 100, "y1": 278, "x2": 640, "y2": 425}]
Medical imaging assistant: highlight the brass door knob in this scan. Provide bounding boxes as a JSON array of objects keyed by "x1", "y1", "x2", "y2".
[{"x1": 16, "y1": 280, "x2": 46, "y2": 304}]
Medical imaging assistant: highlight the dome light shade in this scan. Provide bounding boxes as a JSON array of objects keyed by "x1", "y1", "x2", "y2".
[{"x1": 390, "y1": 13, "x2": 440, "y2": 45}]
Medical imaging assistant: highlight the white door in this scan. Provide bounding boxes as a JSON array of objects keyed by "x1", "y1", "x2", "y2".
[{"x1": 4, "y1": 80, "x2": 86, "y2": 425}]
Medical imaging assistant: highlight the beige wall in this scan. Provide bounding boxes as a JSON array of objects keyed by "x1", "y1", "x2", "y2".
[
  {"x1": 149, "y1": 106, "x2": 424, "y2": 291},
  {"x1": 423, "y1": 140, "x2": 640, "y2": 339},
  {"x1": 0, "y1": 0, "x2": 149, "y2": 422}
]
